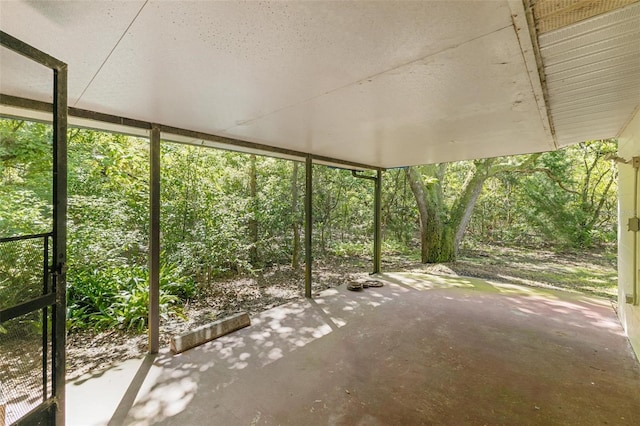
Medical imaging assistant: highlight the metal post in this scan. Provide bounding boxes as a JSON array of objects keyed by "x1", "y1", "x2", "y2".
[
  {"x1": 52, "y1": 64, "x2": 68, "y2": 426},
  {"x1": 374, "y1": 169, "x2": 382, "y2": 274},
  {"x1": 305, "y1": 156, "x2": 313, "y2": 298},
  {"x1": 149, "y1": 126, "x2": 161, "y2": 353},
  {"x1": 633, "y1": 161, "x2": 639, "y2": 306}
]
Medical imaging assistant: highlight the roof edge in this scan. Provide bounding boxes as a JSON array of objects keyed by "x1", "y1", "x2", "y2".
[{"x1": 509, "y1": 0, "x2": 558, "y2": 151}]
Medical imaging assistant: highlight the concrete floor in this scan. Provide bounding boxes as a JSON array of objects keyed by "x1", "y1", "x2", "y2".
[{"x1": 67, "y1": 273, "x2": 640, "y2": 426}]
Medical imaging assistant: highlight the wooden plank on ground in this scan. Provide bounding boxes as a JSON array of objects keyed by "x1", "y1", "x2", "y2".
[{"x1": 170, "y1": 312, "x2": 250, "y2": 354}]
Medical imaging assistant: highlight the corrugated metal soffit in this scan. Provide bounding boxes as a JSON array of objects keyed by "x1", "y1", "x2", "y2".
[
  {"x1": 528, "y1": 0, "x2": 640, "y2": 146},
  {"x1": 531, "y1": 0, "x2": 639, "y2": 33}
]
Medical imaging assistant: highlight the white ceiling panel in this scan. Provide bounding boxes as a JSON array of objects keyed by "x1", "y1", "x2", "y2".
[
  {"x1": 0, "y1": 0, "x2": 146, "y2": 103},
  {"x1": 0, "y1": 46, "x2": 53, "y2": 101},
  {"x1": 4, "y1": 1, "x2": 636, "y2": 167},
  {"x1": 73, "y1": 0, "x2": 513, "y2": 133},
  {"x1": 224, "y1": 26, "x2": 554, "y2": 167}
]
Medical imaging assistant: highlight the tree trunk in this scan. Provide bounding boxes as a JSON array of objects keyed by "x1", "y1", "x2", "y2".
[
  {"x1": 406, "y1": 166, "x2": 455, "y2": 263},
  {"x1": 249, "y1": 154, "x2": 259, "y2": 265},
  {"x1": 406, "y1": 160, "x2": 494, "y2": 263},
  {"x1": 291, "y1": 162, "x2": 300, "y2": 269},
  {"x1": 406, "y1": 167, "x2": 427, "y2": 261},
  {"x1": 450, "y1": 158, "x2": 495, "y2": 255}
]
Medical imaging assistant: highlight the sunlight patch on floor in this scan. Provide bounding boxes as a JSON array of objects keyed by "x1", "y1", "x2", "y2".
[{"x1": 380, "y1": 272, "x2": 476, "y2": 290}]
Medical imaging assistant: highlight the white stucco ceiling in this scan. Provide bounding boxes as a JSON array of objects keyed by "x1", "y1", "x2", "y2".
[{"x1": 1, "y1": 1, "x2": 637, "y2": 168}]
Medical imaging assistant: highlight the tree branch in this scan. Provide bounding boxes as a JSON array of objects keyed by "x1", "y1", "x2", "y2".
[
  {"x1": 487, "y1": 153, "x2": 541, "y2": 177},
  {"x1": 510, "y1": 167, "x2": 582, "y2": 196},
  {"x1": 587, "y1": 172, "x2": 616, "y2": 228},
  {"x1": 11, "y1": 120, "x2": 25, "y2": 133}
]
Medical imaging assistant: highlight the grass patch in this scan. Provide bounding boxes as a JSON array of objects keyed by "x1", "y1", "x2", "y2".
[{"x1": 452, "y1": 243, "x2": 617, "y2": 300}]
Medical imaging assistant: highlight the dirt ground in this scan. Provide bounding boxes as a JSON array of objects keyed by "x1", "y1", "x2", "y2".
[
  {"x1": 66, "y1": 259, "x2": 372, "y2": 380},
  {"x1": 65, "y1": 244, "x2": 618, "y2": 381}
]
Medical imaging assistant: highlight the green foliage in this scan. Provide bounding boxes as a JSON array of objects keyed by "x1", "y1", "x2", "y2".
[
  {"x1": 160, "y1": 146, "x2": 254, "y2": 276},
  {"x1": 469, "y1": 140, "x2": 618, "y2": 249},
  {"x1": 312, "y1": 167, "x2": 373, "y2": 256},
  {"x1": 67, "y1": 263, "x2": 193, "y2": 331},
  {"x1": 0, "y1": 234, "x2": 51, "y2": 337},
  {"x1": 0, "y1": 238, "x2": 46, "y2": 307},
  {"x1": 468, "y1": 171, "x2": 539, "y2": 246},
  {"x1": 0, "y1": 120, "x2": 52, "y2": 236},
  {"x1": 67, "y1": 130, "x2": 150, "y2": 270},
  {"x1": 522, "y1": 141, "x2": 617, "y2": 248},
  {"x1": 329, "y1": 240, "x2": 370, "y2": 258},
  {"x1": 159, "y1": 149, "x2": 376, "y2": 276},
  {"x1": 0, "y1": 117, "x2": 620, "y2": 333},
  {"x1": 382, "y1": 169, "x2": 417, "y2": 245}
]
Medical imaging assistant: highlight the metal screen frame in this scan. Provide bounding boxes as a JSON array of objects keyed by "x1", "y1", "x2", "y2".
[{"x1": 0, "y1": 30, "x2": 68, "y2": 426}]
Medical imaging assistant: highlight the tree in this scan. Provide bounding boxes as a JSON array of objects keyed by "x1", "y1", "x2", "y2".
[
  {"x1": 381, "y1": 169, "x2": 416, "y2": 246},
  {"x1": 66, "y1": 129, "x2": 149, "y2": 270},
  {"x1": 248, "y1": 154, "x2": 259, "y2": 265},
  {"x1": 310, "y1": 166, "x2": 373, "y2": 257},
  {"x1": 406, "y1": 159, "x2": 490, "y2": 262},
  {"x1": 520, "y1": 140, "x2": 617, "y2": 248},
  {"x1": 291, "y1": 161, "x2": 301, "y2": 268},
  {"x1": 0, "y1": 119, "x2": 52, "y2": 236},
  {"x1": 406, "y1": 154, "x2": 545, "y2": 263}
]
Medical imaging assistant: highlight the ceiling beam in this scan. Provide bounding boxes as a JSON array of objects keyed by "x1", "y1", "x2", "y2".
[{"x1": 0, "y1": 93, "x2": 382, "y2": 171}]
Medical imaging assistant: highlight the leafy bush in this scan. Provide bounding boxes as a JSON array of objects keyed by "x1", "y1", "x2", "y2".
[
  {"x1": 329, "y1": 241, "x2": 370, "y2": 257},
  {"x1": 67, "y1": 263, "x2": 195, "y2": 332}
]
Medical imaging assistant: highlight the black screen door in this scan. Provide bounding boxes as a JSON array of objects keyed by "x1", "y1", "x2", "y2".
[{"x1": 0, "y1": 31, "x2": 67, "y2": 426}]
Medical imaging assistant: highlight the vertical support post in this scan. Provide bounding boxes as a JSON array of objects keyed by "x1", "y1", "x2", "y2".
[
  {"x1": 373, "y1": 169, "x2": 382, "y2": 274},
  {"x1": 149, "y1": 126, "x2": 161, "y2": 353},
  {"x1": 305, "y1": 155, "x2": 313, "y2": 298},
  {"x1": 52, "y1": 64, "x2": 68, "y2": 426},
  {"x1": 633, "y1": 161, "x2": 639, "y2": 306}
]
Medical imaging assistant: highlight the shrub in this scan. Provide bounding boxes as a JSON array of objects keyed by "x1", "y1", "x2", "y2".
[{"x1": 67, "y1": 263, "x2": 195, "y2": 332}]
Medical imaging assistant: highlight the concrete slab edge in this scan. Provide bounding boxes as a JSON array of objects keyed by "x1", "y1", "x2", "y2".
[{"x1": 170, "y1": 312, "x2": 251, "y2": 354}]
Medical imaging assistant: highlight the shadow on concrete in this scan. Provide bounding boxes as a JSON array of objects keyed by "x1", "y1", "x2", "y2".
[
  {"x1": 67, "y1": 273, "x2": 640, "y2": 425},
  {"x1": 108, "y1": 354, "x2": 156, "y2": 426}
]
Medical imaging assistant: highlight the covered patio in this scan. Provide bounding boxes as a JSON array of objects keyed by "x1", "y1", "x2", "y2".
[
  {"x1": 1, "y1": 0, "x2": 640, "y2": 424},
  {"x1": 66, "y1": 274, "x2": 640, "y2": 425}
]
